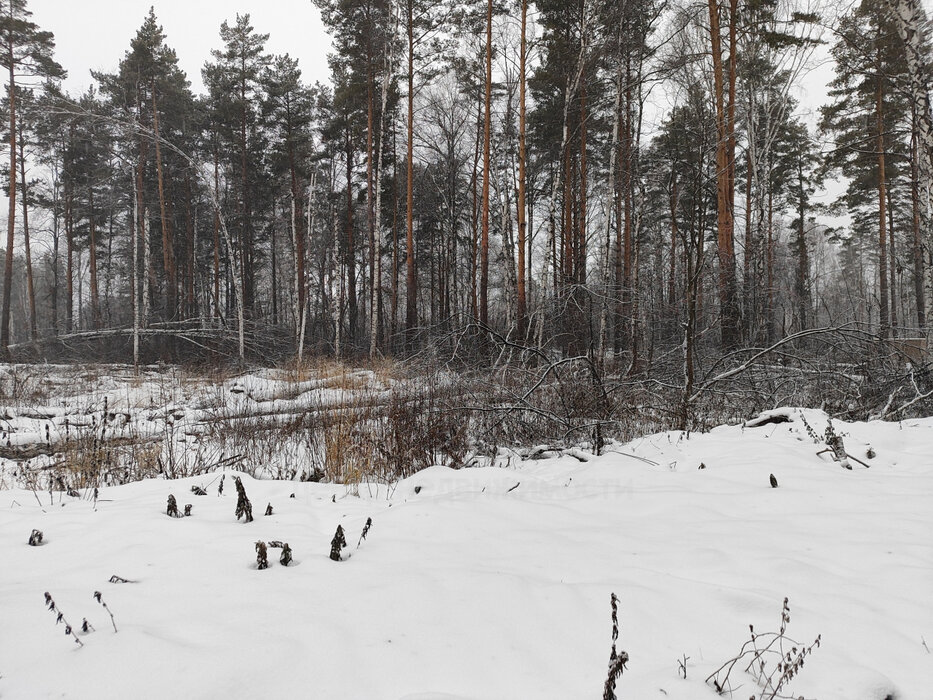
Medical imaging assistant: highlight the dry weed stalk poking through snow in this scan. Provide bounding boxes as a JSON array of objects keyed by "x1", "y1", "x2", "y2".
[
  {"x1": 43, "y1": 592, "x2": 83, "y2": 647},
  {"x1": 255, "y1": 541, "x2": 269, "y2": 570},
  {"x1": 268, "y1": 540, "x2": 292, "y2": 566},
  {"x1": 27, "y1": 528, "x2": 43, "y2": 546},
  {"x1": 166, "y1": 494, "x2": 178, "y2": 517},
  {"x1": 358, "y1": 517, "x2": 372, "y2": 547},
  {"x1": 677, "y1": 653, "x2": 690, "y2": 679},
  {"x1": 706, "y1": 597, "x2": 820, "y2": 699},
  {"x1": 93, "y1": 591, "x2": 117, "y2": 633},
  {"x1": 233, "y1": 477, "x2": 253, "y2": 522},
  {"x1": 330, "y1": 525, "x2": 347, "y2": 561},
  {"x1": 603, "y1": 592, "x2": 628, "y2": 700}
]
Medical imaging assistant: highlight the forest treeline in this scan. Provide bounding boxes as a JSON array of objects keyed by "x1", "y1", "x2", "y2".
[{"x1": 0, "y1": 0, "x2": 931, "y2": 370}]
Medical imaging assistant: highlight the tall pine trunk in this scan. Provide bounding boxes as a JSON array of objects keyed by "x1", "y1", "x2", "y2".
[
  {"x1": 346, "y1": 136, "x2": 357, "y2": 350},
  {"x1": 18, "y1": 121, "x2": 37, "y2": 341},
  {"x1": 65, "y1": 163, "x2": 74, "y2": 333},
  {"x1": 213, "y1": 143, "x2": 222, "y2": 321},
  {"x1": 88, "y1": 187, "x2": 100, "y2": 329},
  {"x1": 152, "y1": 87, "x2": 176, "y2": 321},
  {"x1": 405, "y1": 0, "x2": 417, "y2": 349},
  {"x1": 911, "y1": 118, "x2": 926, "y2": 328},
  {"x1": 516, "y1": 0, "x2": 528, "y2": 338},
  {"x1": 1, "y1": 29, "x2": 17, "y2": 352},
  {"x1": 876, "y1": 69, "x2": 890, "y2": 337},
  {"x1": 708, "y1": 0, "x2": 741, "y2": 349},
  {"x1": 479, "y1": 0, "x2": 492, "y2": 328}
]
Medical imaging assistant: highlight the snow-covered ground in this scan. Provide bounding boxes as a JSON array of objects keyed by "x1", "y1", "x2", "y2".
[{"x1": 1, "y1": 400, "x2": 931, "y2": 699}]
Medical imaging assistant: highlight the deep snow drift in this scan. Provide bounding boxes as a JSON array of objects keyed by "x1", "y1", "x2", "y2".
[{"x1": 1, "y1": 407, "x2": 931, "y2": 699}]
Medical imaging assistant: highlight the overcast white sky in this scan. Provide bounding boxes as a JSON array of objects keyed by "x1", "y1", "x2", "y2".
[{"x1": 29, "y1": 0, "x2": 333, "y2": 95}]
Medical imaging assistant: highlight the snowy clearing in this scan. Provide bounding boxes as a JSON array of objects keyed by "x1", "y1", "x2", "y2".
[{"x1": 1, "y1": 407, "x2": 931, "y2": 699}]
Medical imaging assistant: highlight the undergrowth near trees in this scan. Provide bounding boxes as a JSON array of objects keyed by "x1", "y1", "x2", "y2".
[{"x1": 1, "y1": 333, "x2": 930, "y2": 491}]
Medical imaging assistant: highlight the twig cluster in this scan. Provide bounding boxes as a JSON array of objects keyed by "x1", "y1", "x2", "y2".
[
  {"x1": 797, "y1": 411, "x2": 820, "y2": 444},
  {"x1": 677, "y1": 653, "x2": 690, "y2": 679},
  {"x1": 706, "y1": 597, "x2": 820, "y2": 699}
]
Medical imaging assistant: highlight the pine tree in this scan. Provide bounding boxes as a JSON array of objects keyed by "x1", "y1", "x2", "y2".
[
  {"x1": 821, "y1": 0, "x2": 911, "y2": 337},
  {"x1": 0, "y1": 0, "x2": 63, "y2": 352},
  {"x1": 262, "y1": 54, "x2": 317, "y2": 345},
  {"x1": 203, "y1": 14, "x2": 270, "y2": 318},
  {"x1": 96, "y1": 8, "x2": 196, "y2": 327},
  {"x1": 773, "y1": 118, "x2": 820, "y2": 333}
]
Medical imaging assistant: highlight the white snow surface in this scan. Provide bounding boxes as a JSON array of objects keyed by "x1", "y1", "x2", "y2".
[{"x1": 1, "y1": 406, "x2": 931, "y2": 699}]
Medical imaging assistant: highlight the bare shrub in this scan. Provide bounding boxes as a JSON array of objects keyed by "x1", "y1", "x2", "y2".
[{"x1": 706, "y1": 597, "x2": 820, "y2": 699}]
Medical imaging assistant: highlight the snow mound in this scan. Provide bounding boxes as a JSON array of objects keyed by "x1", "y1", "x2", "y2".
[{"x1": 1, "y1": 409, "x2": 931, "y2": 699}]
